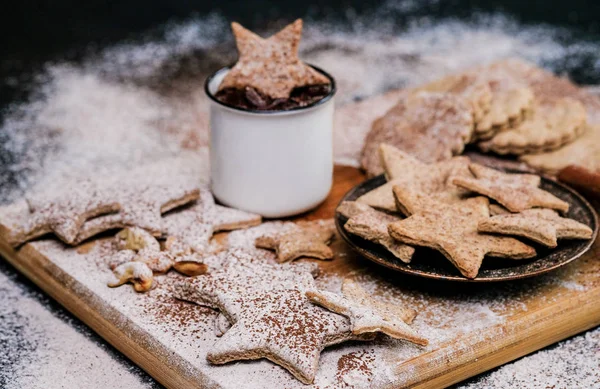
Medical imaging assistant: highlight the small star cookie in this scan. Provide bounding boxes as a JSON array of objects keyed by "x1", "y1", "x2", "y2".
[
  {"x1": 357, "y1": 144, "x2": 471, "y2": 214},
  {"x1": 255, "y1": 219, "x2": 335, "y2": 262},
  {"x1": 337, "y1": 201, "x2": 414, "y2": 263},
  {"x1": 361, "y1": 92, "x2": 474, "y2": 177},
  {"x1": 388, "y1": 194, "x2": 536, "y2": 279},
  {"x1": 451, "y1": 163, "x2": 569, "y2": 213},
  {"x1": 218, "y1": 19, "x2": 329, "y2": 99},
  {"x1": 478, "y1": 208, "x2": 593, "y2": 247}
]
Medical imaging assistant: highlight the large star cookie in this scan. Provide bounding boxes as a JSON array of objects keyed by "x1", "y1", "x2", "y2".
[
  {"x1": 478, "y1": 208, "x2": 593, "y2": 247},
  {"x1": 255, "y1": 219, "x2": 335, "y2": 262},
  {"x1": 388, "y1": 194, "x2": 536, "y2": 278},
  {"x1": 520, "y1": 124, "x2": 600, "y2": 175},
  {"x1": 478, "y1": 98, "x2": 587, "y2": 155},
  {"x1": 357, "y1": 144, "x2": 471, "y2": 213},
  {"x1": 9, "y1": 179, "x2": 121, "y2": 247},
  {"x1": 173, "y1": 249, "x2": 368, "y2": 384},
  {"x1": 361, "y1": 92, "x2": 473, "y2": 177},
  {"x1": 307, "y1": 277, "x2": 427, "y2": 345},
  {"x1": 337, "y1": 201, "x2": 414, "y2": 263},
  {"x1": 217, "y1": 19, "x2": 329, "y2": 99},
  {"x1": 451, "y1": 163, "x2": 569, "y2": 213}
]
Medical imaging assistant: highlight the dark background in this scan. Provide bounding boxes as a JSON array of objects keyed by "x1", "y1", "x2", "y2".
[{"x1": 1, "y1": 0, "x2": 600, "y2": 109}]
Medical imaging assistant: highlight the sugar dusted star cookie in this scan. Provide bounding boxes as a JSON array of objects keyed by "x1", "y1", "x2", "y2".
[
  {"x1": 174, "y1": 249, "x2": 368, "y2": 384},
  {"x1": 451, "y1": 163, "x2": 569, "y2": 213},
  {"x1": 255, "y1": 219, "x2": 335, "y2": 262},
  {"x1": 218, "y1": 19, "x2": 329, "y2": 99},
  {"x1": 307, "y1": 277, "x2": 427, "y2": 345},
  {"x1": 10, "y1": 179, "x2": 120, "y2": 247}
]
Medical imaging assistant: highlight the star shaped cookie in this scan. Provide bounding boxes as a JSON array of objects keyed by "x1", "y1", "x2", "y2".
[
  {"x1": 388, "y1": 194, "x2": 536, "y2": 278},
  {"x1": 360, "y1": 91, "x2": 474, "y2": 177},
  {"x1": 478, "y1": 208, "x2": 593, "y2": 247},
  {"x1": 9, "y1": 179, "x2": 121, "y2": 247},
  {"x1": 307, "y1": 277, "x2": 427, "y2": 345},
  {"x1": 357, "y1": 144, "x2": 471, "y2": 214},
  {"x1": 218, "y1": 19, "x2": 329, "y2": 99},
  {"x1": 255, "y1": 219, "x2": 335, "y2": 262},
  {"x1": 73, "y1": 165, "x2": 200, "y2": 244},
  {"x1": 451, "y1": 163, "x2": 569, "y2": 213},
  {"x1": 173, "y1": 249, "x2": 367, "y2": 384},
  {"x1": 161, "y1": 189, "x2": 261, "y2": 253},
  {"x1": 337, "y1": 201, "x2": 414, "y2": 263},
  {"x1": 520, "y1": 124, "x2": 600, "y2": 175}
]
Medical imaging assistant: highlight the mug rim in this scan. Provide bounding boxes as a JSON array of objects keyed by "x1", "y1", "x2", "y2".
[{"x1": 204, "y1": 64, "x2": 337, "y2": 115}]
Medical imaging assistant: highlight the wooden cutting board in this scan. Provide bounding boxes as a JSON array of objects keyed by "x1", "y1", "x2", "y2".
[{"x1": 0, "y1": 165, "x2": 599, "y2": 389}]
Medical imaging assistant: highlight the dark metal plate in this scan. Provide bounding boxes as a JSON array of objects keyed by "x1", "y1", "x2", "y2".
[{"x1": 336, "y1": 174, "x2": 599, "y2": 282}]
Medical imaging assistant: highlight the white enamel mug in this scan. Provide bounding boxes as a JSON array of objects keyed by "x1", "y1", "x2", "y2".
[{"x1": 205, "y1": 66, "x2": 336, "y2": 218}]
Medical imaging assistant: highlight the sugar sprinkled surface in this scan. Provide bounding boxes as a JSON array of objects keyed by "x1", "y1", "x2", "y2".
[{"x1": 1, "y1": 8, "x2": 600, "y2": 389}]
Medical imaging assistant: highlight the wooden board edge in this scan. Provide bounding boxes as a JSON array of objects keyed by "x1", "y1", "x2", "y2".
[
  {"x1": 389, "y1": 287, "x2": 600, "y2": 388},
  {"x1": 0, "y1": 239, "x2": 221, "y2": 389}
]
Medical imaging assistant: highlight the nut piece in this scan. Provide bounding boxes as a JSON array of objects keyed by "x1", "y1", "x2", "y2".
[
  {"x1": 172, "y1": 252, "x2": 209, "y2": 276},
  {"x1": 115, "y1": 227, "x2": 160, "y2": 251},
  {"x1": 108, "y1": 262, "x2": 153, "y2": 292}
]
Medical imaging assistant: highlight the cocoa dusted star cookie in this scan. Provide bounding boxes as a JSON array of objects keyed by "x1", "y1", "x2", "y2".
[
  {"x1": 478, "y1": 208, "x2": 593, "y2": 248},
  {"x1": 307, "y1": 277, "x2": 427, "y2": 345},
  {"x1": 388, "y1": 193, "x2": 536, "y2": 279},
  {"x1": 451, "y1": 163, "x2": 569, "y2": 213},
  {"x1": 217, "y1": 19, "x2": 329, "y2": 100},
  {"x1": 255, "y1": 219, "x2": 335, "y2": 262},
  {"x1": 174, "y1": 249, "x2": 370, "y2": 384},
  {"x1": 361, "y1": 92, "x2": 474, "y2": 177},
  {"x1": 357, "y1": 144, "x2": 471, "y2": 214}
]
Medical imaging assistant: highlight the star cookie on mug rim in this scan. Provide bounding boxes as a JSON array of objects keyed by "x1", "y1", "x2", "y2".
[{"x1": 217, "y1": 19, "x2": 329, "y2": 99}]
